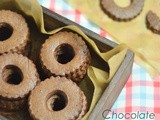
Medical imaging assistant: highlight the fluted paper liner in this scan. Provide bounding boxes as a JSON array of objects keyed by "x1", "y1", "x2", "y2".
[{"x1": 0, "y1": 0, "x2": 127, "y2": 120}]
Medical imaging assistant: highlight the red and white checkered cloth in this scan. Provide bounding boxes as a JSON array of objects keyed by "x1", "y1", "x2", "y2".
[{"x1": 39, "y1": 0, "x2": 160, "y2": 119}]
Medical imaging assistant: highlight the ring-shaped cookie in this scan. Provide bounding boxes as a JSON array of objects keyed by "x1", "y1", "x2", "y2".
[
  {"x1": 40, "y1": 32, "x2": 91, "y2": 82},
  {"x1": 0, "y1": 10, "x2": 30, "y2": 54},
  {"x1": 0, "y1": 54, "x2": 39, "y2": 111},
  {"x1": 101, "y1": 0, "x2": 144, "y2": 21},
  {"x1": 29, "y1": 77, "x2": 86, "y2": 120}
]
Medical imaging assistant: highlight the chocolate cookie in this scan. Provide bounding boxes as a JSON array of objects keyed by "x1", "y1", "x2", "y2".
[
  {"x1": 29, "y1": 77, "x2": 87, "y2": 120},
  {"x1": 40, "y1": 32, "x2": 91, "y2": 82},
  {"x1": 101, "y1": 0, "x2": 144, "y2": 21},
  {"x1": 0, "y1": 10, "x2": 30, "y2": 55},
  {"x1": 0, "y1": 53, "x2": 39, "y2": 112},
  {"x1": 146, "y1": 11, "x2": 160, "y2": 33}
]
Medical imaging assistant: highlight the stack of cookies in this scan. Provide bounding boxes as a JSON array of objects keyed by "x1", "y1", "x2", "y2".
[
  {"x1": 0, "y1": 10, "x2": 39, "y2": 115},
  {"x1": 0, "y1": 10, "x2": 91, "y2": 120},
  {"x1": 0, "y1": 10, "x2": 30, "y2": 55},
  {"x1": 0, "y1": 54, "x2": 39, "y2": 114}
]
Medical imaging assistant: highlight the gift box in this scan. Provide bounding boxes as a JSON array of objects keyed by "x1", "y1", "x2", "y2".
[{"x1": 0, "y1": 1, "x2": 134, "y2": 119}]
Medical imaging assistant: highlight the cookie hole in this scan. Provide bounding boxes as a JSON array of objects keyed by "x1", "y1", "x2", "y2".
[
  {"x1": 0, "y1": 23, "x2": 13, "y2": 41},
  {"x1": 47, "y1": 91, "x2": 68, "y2": 111},
  {"x1": 55, "y1": 44, "x2": 75, "y2": 64},
  {"x1": 114, "y1": 0, "x2": 130, "y2": 7},
  {"x1": 2, "y1": 65, "x2": 23, "y2": 85}
]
